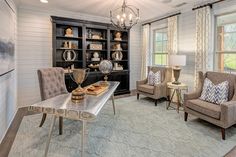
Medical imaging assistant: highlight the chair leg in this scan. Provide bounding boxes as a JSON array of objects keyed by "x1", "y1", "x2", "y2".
[
  {"x1": 166, "y1": 96, "x2": 170, "y2": 101},
  {"x1": 39, "y1": 113, "x2": 47, "y2": 127},
  {"x1": 184, "y1": 112, "x2": 188, "y2": 121},
  {"x1": 155, "y1": 99, "x2": 158, "y2": 106},
  {"x1": 59, "y1": 116, "x2": 63, "y2": 135},
  {"x1": 221, "y1": 128, "x2": 226, "y2": 140},
  {"x1": 137, "y1": 93, "x2": 139, "y2": 100}
]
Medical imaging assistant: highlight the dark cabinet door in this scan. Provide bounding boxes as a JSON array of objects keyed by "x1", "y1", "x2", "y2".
[
  {"x1": 110, "y1": 71, "x2": 130, "y2": 95},
  {"x1": 82, "y1": 73, "x2": 103, "y2": 87},
  {"x1": 65, "y1": 74, "x2": 78, "y2": 92}
]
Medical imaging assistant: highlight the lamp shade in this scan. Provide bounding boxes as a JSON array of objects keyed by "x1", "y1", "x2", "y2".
[{"x1": 169, "y1": 55, "x2": 186, "y2": 66}]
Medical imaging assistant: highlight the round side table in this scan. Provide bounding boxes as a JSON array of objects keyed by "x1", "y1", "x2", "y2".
[{"x1": 166, "y1": 82, "x2": 188, "y2": 113}]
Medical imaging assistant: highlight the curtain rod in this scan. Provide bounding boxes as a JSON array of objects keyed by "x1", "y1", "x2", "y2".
[
  {"x1": 142, "y1": 12, "x2": 181, "y2": 26},
  {"x1": 192, "y1": 0, "x2": 226, "y2": 11}
]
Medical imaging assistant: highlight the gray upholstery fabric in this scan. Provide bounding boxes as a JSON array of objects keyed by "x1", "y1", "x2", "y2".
[
  {"x1": 136, "y1": 66, "x2": 172, "y2": 100},
  {"x1": 205, "y1": 72, "x2": 235, "y2": 100},
  {"x1": 138, "y1": 84, "x2": 154, "y2": 94},
  {"x1": 38, "y1": 67, "x2": 68, "y2": 100},
  {"x1": 148, "y1": 66, "x2": 167, "y2": 82},
  {"x1": 186, "y1": 99, "x2": 221, "y2": 119},
  {"x1": 184, "y1": 71, "x2": 236, "y2": 129}
]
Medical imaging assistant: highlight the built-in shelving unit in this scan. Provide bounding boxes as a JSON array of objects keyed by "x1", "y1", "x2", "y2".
[{"x1": 51, "y1": 16, "x2": 130, "y2": 95}]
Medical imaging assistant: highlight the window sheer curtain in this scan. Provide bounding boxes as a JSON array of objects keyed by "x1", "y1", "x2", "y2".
[
  {"x1": 195, "y1": 6, "x2": 213, "y2": 88},
  {"x1": 141, "y1": 24, "x2": 151, "y2": 79},
  {"x1": 167, "y1": 16, "x2": 178, "y2": 56}
]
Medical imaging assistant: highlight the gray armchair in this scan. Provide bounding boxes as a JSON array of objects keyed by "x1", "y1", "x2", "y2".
[
  {"x1": 136, "y1": 66, "x2": 172, "y2": 106},
  {"x1": 37, "y1": 67, "x2": 68, "y2": 135},
  {"x1": 184, "y1": 71, "x2": 236, "y2": 140}
]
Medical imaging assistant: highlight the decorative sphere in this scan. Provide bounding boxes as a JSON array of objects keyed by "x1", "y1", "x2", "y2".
[{"x1": 99, "y1": 60, "x2": 113, "y2": 74}]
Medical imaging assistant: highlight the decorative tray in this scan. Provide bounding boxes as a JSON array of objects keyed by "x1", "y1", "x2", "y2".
[{"x1": 85, "y1": 83, "x2": 108, "y2": 95}]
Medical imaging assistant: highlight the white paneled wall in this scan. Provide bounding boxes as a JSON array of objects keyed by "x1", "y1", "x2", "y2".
[
  {"x1": 17, "y1": 6, "x2": 142, "y2": 107},
  {"x1": 130, "y1": 24, "x2": 142, "y2": 90},
  {"x1": 178, "y1": 11, "x2": 196, "y2": 92}
]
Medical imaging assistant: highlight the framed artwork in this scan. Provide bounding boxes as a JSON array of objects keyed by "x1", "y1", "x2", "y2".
[{"x1": 0, "y1": 0, "x2": 16, "y2": 76}]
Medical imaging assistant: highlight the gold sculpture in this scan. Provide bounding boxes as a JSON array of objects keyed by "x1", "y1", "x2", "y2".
[
  {"x1": 70, "y1": 68, "x2": 89, "y2": 103},
  {"x1": 114, "y1": 32, "x2": 122, "y2": 41},
  {"x1": 65, "y1": 27, "x2": 73, "y2": 37}
]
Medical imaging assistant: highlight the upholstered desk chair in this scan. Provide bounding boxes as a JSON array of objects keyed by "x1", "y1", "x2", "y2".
[
  {"x1": 184, "y1": 71, "x2": 236, "y2": 140},
  {"x1": 136, "y1": 66, "x2": 172, "y2": 106},
  {"x1": 37, "y1": 67, "x2": 68, "y2": 135}
]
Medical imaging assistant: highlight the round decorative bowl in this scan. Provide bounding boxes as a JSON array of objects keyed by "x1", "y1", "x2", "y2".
[{"x1": 99, "y1": 60, "x2": 113, "y2": 74}]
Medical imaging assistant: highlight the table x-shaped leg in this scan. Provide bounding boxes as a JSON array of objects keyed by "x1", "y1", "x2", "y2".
[
  {"x1": 111, "y1": 93, "x2": 116, "y2": 115},
  {"x1": 81, "y1": 120, "x2": 86, "y2": 157},
  {"x1": 166, "y1": 89, "x2": 176, "y2": 109}
]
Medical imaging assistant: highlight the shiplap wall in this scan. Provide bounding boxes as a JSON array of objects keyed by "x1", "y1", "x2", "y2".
[
  {"x1": 17, "y1": 6, "x2": 141, "y2": 107},
  {"x1": 0, "y1": 0, "x2": 17, "y2": 143},
  {"x1": 178, "y1": 10, "x2": 196, "y2": 92},
  {"x1": 178, "y1": 0, "x2": 236, "y2": 92}
]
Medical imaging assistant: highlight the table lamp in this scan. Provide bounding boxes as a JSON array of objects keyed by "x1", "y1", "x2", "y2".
[{"x1": 169, "y1": 55, "x2": 186, "y2": 85}]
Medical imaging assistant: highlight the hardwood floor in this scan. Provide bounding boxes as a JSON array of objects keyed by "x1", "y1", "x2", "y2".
[
  {"x1": 0, "y1": 91, "x2": 235, "y2": 157},
  {"x1": 224, "y1": 146, "x2": 236, "y2": 157},
  {"x1": 0, "y1": 107, "x2": 36, "y2": 157}
]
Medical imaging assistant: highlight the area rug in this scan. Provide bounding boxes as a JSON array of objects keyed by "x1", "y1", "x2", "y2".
[{"x1": 9, "y1": 96, "x2": 236, "y2": 157}]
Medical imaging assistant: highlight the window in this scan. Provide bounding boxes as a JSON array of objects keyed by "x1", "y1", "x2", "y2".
[
  {"x1": 216, "y1": 13, "x2": 236, "y2": 73},
  {"x1": 152, "y1": 28, "x2": 168, "y2": 65}
]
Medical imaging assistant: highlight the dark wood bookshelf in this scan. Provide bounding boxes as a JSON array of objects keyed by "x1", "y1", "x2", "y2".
[
  {"x1": 51, "y1": 16, "x2": 130, "y2": 95},
  {"x1": 56, "y1": 36, "x2": 83, "y2": 40},
  {"x1": 56, "y1": 48, "x2": 83, "y2": 51},
  {"x1": 110, "y1": 40, "x2": 128, "y2": 43},
  {"x1": 86, "y1": 49, "x2": 108, "y2": 51},
  {"x1": 86, "y1": 38, "x2": 107, "y2": 42}
]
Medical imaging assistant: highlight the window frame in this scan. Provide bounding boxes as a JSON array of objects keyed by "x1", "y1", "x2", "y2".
[
  {"x1": 152, "y1": 27, "x2": 168, "y2": 66},
  {"x1": 215, "y1": 13, "x2": 236, "y2": 72}
]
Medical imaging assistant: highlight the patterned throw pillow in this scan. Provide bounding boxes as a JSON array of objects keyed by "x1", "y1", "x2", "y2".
[
  {"x1": 148, "y1": 71, "x2": 154, "y2": 85},
  {"x1": 199, "y1": 78, "x2": 229, "y2": 104},
  {"x1": 153, "y1": 71, "x2": 161, "y2": 85},
  {"x1": 147, "y1": 71, "x2": 161, "y2": 85}
]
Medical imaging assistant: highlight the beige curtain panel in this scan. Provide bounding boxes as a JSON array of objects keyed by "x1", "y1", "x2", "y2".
[
  {"x1": 141, "y1": 24, "x2": 150, "y2": 79},
  {"x1": 167, "y1": 16, "x2": 178, "y2": 56},
  {"x1": 194, "y1": 6, "x2": 212, "y2": 88}
]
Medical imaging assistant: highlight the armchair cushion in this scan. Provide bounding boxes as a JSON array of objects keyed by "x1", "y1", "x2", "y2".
[
  {"x1": 186, "y1": 99, "x2": 221, "y2": 119},
  {"x1": 138, "y1": 84, "x2": 154, "y2": 94}
]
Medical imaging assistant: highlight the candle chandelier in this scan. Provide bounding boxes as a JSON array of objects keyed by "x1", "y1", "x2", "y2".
[{"x1": 110, "y1": 0, "x2": 140, "y2": 30}]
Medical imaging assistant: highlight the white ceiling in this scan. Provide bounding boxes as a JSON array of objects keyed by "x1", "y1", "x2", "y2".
[{"x1": 15, "y1": 0, "x2": 215, "y2": 21}]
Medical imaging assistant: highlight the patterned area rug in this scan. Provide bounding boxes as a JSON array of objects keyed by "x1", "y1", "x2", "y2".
[{"x1": 9, "y1": 96, "x2": 236, "y2": 157}]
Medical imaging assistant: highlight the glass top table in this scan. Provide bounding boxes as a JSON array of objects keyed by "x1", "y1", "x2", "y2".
[{"x1": 29, "y1": 81, "x2": 120, "y2": 157}]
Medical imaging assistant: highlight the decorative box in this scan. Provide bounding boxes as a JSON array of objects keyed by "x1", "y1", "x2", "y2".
[{"x1": 89, "y1": 44, "x2": 102, "y2": 50}]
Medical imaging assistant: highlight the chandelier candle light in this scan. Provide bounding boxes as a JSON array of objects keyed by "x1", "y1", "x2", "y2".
[{"x1": 110, "y1": 0, "x2": 140, "y2": 30}]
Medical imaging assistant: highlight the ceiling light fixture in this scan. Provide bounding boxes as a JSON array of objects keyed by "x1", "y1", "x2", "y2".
[
  {"x1": 110, "y1": 0, "x2": 140, "y2": 30},
  {"x1": 160, "y1": 0, "x2": 172, "y2": 3},
  {"x1": 40, "y1": 0, "x2": 48, "y2": 3}
]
